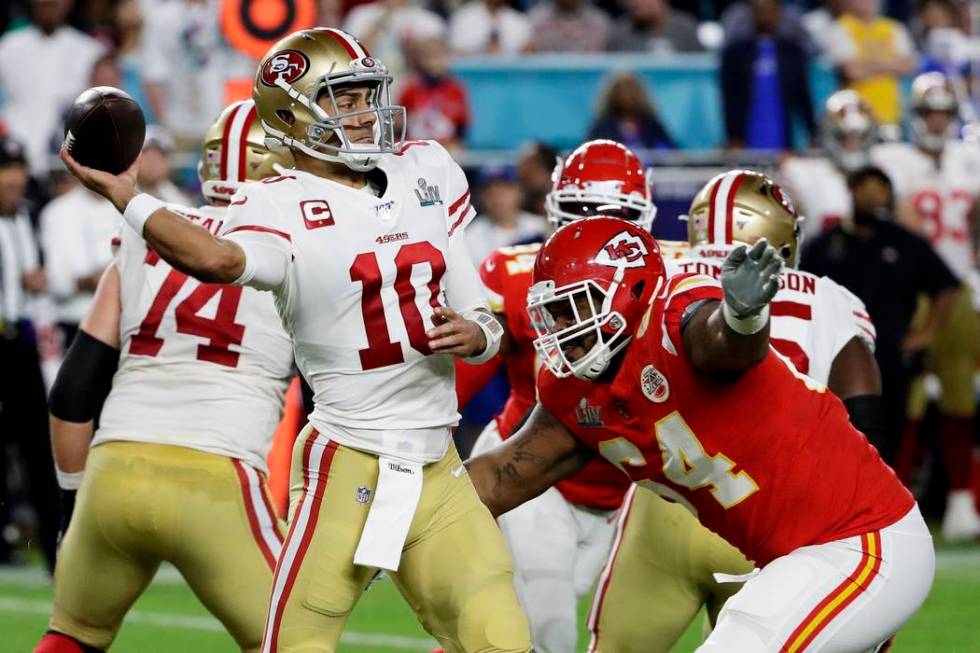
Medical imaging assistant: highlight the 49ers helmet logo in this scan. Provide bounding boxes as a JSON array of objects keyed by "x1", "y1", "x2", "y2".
[
  {"x1": 594, "y1": 230, "x2": 649, "y2": 269},
  {"x1": 260, "y1": 50, "x2": 310, "y2": 87}
]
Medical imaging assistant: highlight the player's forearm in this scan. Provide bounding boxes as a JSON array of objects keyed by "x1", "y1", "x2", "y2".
[
  {"x1": 142, "y1": 210, "x2": 246, "y2": 283},
  {"x1": 50, "y1": 416, "x2": 94, "y2": 474},
  {"x1": 685, "y1": 301, "x2": 770, "y2": 376}
]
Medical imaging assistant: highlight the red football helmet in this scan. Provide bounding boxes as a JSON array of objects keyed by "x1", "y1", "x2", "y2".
[
  {"x1": 546, "y1": 139, "x2": 657, "y2": 230},
  {"x1": 528, "y1": 217, "x2": 665, "y2": 380}
]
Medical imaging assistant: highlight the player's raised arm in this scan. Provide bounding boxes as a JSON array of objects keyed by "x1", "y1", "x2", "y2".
[
  {"x1": 465, "y1": 405, "x2": 594, "y2": 517},
  {"x1": 682, "y1": 240, "x2": 782, "y2": 377},
  {"x1": 60, "y1": 149, "x2": 247, "y2": 284}
]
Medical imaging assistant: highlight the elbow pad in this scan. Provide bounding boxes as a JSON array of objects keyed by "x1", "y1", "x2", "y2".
[
  {"x1": 49, "y1": 331, "x2": 120, "y2": 422},
  {"x1": 843, "y1": 394, "x2": 884, "y2": 448},
  {"x1": 461, "y1": 309, "x2": 504, "y2": 365}
]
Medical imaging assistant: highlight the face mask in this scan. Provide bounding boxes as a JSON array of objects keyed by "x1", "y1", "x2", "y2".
[{"x1": 852, "y1": 207, "x2": 888, "y2": 226}]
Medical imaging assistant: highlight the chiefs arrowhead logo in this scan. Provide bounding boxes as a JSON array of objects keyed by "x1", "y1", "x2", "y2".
[
  {"x1": 301, "y1": 200, "x2": 335, "y2": 229},
  {"x1": 594, "y1": 231, "x2": 649, "y2": 269},
  {"x1": 260, "y1": 50, "x2": 310, "y2": 87}
]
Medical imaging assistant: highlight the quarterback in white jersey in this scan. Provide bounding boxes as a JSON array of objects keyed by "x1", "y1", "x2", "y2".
[
  {"x1": 61, "y1": 28, "x2": 532, "y2": 653},
  {"x1": 39, "y1": 100, "x2": 294, "y2": 653},
  {"x1": 586, "y1": 170, "x2": 887, "y2": 653},
  {"x1": 869, "y1": 71, "x2": 980, "y2": 541},
  {"x1": 780, "y1": 90, "x2": 878, "y2": 239}
]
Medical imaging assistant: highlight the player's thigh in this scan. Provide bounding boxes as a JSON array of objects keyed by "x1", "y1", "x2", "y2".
[
  {"x1": 499, "y1": 487, "x2": 579, "y2": 653},
  {"x1": 50, "y1": 444, "x2": 162, "y2": 649},
  {"x1": 264, "y1": 430, "x2": 379, "y2": 653},
  {"x1": 172, "y1": 458, "x2": 284, "y2": 651},
  {"x1": 931, "y1": 287, "x2": 978, "y2": 417},
  {"x1": 392, "y1": 445, "x2": 531, "y2": 653},
  {"x1": 700, "y1": 508, "x2": 934, "y2": 653},
  {"x1": 589, "y1": 488, "x2": 721, "y2": 653}
]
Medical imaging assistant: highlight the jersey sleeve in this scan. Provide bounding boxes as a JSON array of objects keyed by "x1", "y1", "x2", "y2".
[
  {"x1": 219, "y1": 184, "x2": 294, "y2": 291},
  {"x1": 444, "y1": 149, "x2": 477, "y2": 237},
  {"x1": 661, "y1": 273, "x2": 723, "y2": 351},
  {"x1": 479, "y1": 250, "x2": 507, "y2": 313},
  {"x1": 826, "y1": 279, "x2": 876, "y2": 352},
  {"x1": 444, "y1": 232, "x2": 489, "y2": 313}
]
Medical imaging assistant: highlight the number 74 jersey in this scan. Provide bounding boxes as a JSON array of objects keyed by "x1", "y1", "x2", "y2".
[
  {"x1": 537, "y1": 274, "x2": 914, "y2": 566},
  {"x1": 94, "y1": 206, "x2": 295, "y2": 473}
]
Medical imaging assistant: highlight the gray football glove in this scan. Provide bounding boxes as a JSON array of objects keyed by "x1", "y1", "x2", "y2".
[{"x1": 721, "y1": 239, "x2": 782, "y2": 318}]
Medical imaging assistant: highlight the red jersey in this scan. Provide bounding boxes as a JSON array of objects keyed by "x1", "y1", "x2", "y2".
[
  {"x1": 479, "y1": 243, "x2": 629, "y2": 511},
  {"x1": 537, "y1": 273, "x2": 914, "y2": 565},
  {"x1": 397, "y1": 76, "x2": 469, "y2": 147}
]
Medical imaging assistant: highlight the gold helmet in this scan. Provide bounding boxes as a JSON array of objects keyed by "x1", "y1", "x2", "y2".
[
  {"x1": 252, "y1": 27, "x2": 405, "y2": 171},
  {"x1": 687, "y1": 170, "x2": 802, "y2": 267},
  {"x1": 909, "y1": 72, "x2": 959, "y2": 152},
  {"x1": 198, "y1": 99, "x2": 294, "y2": 203},
  {"x1": 822, "y1": 90, "x2": 877, "y2": 172}
]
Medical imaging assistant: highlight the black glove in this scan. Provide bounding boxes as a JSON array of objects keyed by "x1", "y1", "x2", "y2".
[{"x1": 721, "y1": 240, "x2": 782, "y2": 318}]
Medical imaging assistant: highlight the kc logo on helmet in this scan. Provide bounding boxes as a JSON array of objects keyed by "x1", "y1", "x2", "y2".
[
  {"x1": 260, "y1": 50, "x2": 310, "y2": 87},
  {"x1": 594, "y1": 231, "x2": 649, "y2": 269},
  {"x1": 301, "y1": 199, "x2": 335, "y2": 229}
]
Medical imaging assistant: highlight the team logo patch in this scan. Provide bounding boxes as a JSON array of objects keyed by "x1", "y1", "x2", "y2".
[
  {"x1": 575, "y1": 397, "x2": 604, "y2": 427},
  {"x1": 640, "y1": 364, "x2": 669, "y2": 403},
  {"x1": 260, "y1": 50, "x2": 310, "y2": 87},
  {"x1": 300, "y1": 199, "x2": 335, "y2": 229},
  {"x1": 414, "y1": 178, "x2": 443, "y2": 207},
  {"x1": 594, "y1": 231, "x2": 649, "y2": 269},
  {"x1": 355, "y1": 486, "x2": 373, "y2": 504}
]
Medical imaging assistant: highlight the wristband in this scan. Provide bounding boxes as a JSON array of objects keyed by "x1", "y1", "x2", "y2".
[
  {"x1": 462, "y1": 309, "x2": 504, "y2": 365},
  {"x1": 123, "y1": 193, "x2": 166, "y2": 236},
  {"x1": 722, "y1": 302, "x2": 769, "y2": 335},
  {"x1": 55, "y1": 467, "x2": 84, "y2": 491}
]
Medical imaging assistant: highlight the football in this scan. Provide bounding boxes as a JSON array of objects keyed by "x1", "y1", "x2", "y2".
[{"x1": 63, "y1": 86, "x2": 146, "y2": 174}]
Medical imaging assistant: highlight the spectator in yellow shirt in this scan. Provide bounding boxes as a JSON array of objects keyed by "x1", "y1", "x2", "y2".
[{"x1": 828, "y1": 0, "x2": 917, "y2": 126}]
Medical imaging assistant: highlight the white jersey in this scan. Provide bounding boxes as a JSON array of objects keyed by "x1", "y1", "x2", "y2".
[
  {"x1": 221, "y1": 141, "x2": 483, "y2": 463},
  {"x1": 664, "y1": 243, "x2": 875, "y2": 384},
  {"x1": 94, "y1": 205, "x2": 294, "y2": 472},
  {"x1": 779, "y1": 156, "x2": 851, "y2": 239},
  {"x1": 871, "y1": 140, "x2": 980, "y2": 288}
]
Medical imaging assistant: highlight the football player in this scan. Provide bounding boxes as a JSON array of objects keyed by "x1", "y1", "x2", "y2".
[
  {"x1": 61, "y1": 28, "x2": 531, "y2": 653},
  {"x1": 36, "y1": 100, "x2": 296, "y2": 653},
  {"x1": 780, "y1": 90, "x2": 878, "y2": 238},
  {"x1": 588, "y1": 171, "x2": 885, "y2": 652},
  {"x1": 458, "y1": 140, "x2": 645, "y2": 653},
  {"x1": 870, "y1": 71, "x2": 980, "y2": 541},
  {"x1": 466, "y1": 217, "x2": 934, "y2": 652}
]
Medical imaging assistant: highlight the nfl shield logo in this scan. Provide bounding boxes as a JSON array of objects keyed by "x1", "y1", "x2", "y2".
[{"x1": 355, "y1": 486, "x2": 373, "y2": 504}]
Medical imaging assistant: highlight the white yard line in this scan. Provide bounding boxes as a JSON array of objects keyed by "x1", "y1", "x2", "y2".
[{"x1": 0, "y1": 596, "x2": 437, "y2": 651}]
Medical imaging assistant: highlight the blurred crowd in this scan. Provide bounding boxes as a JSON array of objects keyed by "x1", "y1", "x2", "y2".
[{"x1": 0, "y1": 0, "x2": 979, "y2": 564}]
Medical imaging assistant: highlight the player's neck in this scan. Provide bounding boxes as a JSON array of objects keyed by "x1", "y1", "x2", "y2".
[{"x1": 295, "y1": 153, "x2": 369, "y2": 190}]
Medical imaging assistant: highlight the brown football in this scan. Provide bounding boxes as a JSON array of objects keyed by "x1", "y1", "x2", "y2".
[{"x1": 63, "y1": 87, "x2": 145, "y2": 174}]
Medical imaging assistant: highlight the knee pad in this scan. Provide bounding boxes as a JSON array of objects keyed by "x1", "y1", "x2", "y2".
[{"x1": 35, "y1": 631, "x2": 104, "y2": 653}]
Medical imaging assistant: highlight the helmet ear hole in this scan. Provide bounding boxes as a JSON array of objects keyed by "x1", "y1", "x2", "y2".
[
  {"x1": 276, "y1": 109, "x2": 296, "y2": 127},
  {"x1": 630, "y1": 279, "x2": 646, "y2": 300}
]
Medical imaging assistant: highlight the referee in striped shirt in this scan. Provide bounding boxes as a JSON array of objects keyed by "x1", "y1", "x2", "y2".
[{"x1": 0, "y1": 137, "x2": 58, "y2": 570}]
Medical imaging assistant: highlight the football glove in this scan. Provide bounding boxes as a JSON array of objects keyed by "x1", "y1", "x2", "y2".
[{"x1": 721, "y1": 239, "x2": 782, "y2": 318}]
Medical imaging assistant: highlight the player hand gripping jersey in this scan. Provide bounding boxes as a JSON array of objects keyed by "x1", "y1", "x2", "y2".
[
  {"x1": 60, "y1": 28, "x2": 530, "y2": 653},
  {"x1": 587, "y1": 171, "x2": 885, "y2": 653},
  {"x1": 466, "y1": 217, "x2": 933, "y2": 652},
  {"x1": 37, "y1": 100, "x2": 295, "y2": 653},
  {"x1": 460, "y1": 141, "x2": 647, "y2": 653}
]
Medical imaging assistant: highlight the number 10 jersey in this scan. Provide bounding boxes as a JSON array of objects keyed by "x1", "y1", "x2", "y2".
[
  {"x1": 94, "y1": 205, "x2": 295, "y2": 473},
  {"x1": 220, "y1": 142, "x2": 482, "y2": 463}
]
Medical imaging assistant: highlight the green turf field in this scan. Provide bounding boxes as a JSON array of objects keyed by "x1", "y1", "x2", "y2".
[{"x1": 2, "y1": 546, "x2": 979, "y2": 652}]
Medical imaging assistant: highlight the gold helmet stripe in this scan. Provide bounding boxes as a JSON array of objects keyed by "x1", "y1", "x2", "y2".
[
  {"x1": 707, "y1": 171, "x2": 747, "y2": 246},
  {"x1": 322, "y1": 27, "x2": 369, "y2": 59},
  {"x1": 221, "y1": 101, "x2": 258, "y2": 183}
]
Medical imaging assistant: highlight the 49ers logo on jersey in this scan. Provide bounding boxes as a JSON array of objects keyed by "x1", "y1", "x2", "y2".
[
  {"x1": 301, "y1": 200, "x2": 335, "y2": 229},
  {"x1": 260, "y1": 50, "x2": 310, "y2": 87},
  {"x1": 594, "y1": 230, "x2": 649, "y2": 269}
]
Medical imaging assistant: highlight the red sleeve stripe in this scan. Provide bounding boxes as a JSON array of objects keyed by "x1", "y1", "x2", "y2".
[
  {"x1": 448, "y1": 204, "x2": 474, "y2": 237},
  {"x1": 224, "y1": 225, "x2": 292, "y2": 242},
  {"x1": 853, "y1": 310, "x2": 872, "y2": 322},
  {"x1": 449, "y1": 189, "x2": 471, "y2": 216},
  {"x1": 771, "y1": 300, "x2": 812, "y2": 320},
  {"x1": 858, "y1": 324, "x2": 876, "y2": 340}
]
